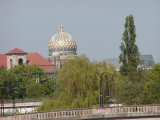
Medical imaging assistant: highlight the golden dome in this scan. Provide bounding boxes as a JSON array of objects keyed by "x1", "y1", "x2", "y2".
[{"x1": 48, "y1": 25, "x2": 77, "y2": 56}]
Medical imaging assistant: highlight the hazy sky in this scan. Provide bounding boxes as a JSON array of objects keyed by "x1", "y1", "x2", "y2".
[{"x1": 0, "y1": 0, "x2": 160, "y2": 63}]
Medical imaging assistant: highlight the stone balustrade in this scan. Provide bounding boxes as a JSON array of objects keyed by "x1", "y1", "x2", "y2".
[{"x1": 0, "y1": 105, "x2": 160, "y2": 120}]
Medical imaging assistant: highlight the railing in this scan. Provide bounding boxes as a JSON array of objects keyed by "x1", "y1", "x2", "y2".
[
  {"x1": 94, "y1": 105, "x2": 160, "y2": 118},
  {"x1": 0, "y1": 108, "x2": 93, "y2": 120},
  {"x1": 109, "y1": 105, "x2": 160, "y2": 114},
  {"x1": 1, "y1": 105, "x2": 160, "y2": 120}
]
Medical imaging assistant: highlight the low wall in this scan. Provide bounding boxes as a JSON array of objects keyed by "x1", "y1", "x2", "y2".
[
  {"x1": 0, "y1": 102, "x2": 42, "y2": 114},
  {"x1": 1, "y1": 105, "x2": 160, "y2": 120}
]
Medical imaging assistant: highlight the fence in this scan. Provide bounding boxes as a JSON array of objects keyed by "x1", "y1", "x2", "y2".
[{"x1": 1, "y1": 105, "x2": 160, "y2": 120}]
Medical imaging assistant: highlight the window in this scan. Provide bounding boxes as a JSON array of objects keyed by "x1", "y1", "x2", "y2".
[
  {"x1": 18, "y1": 58, "x2": 23, "y2": 65},
  {"x1": 57, "y1": 47, "x2": 60, "y2": 51},
  {"x1": 71, "y1": 47, "x2": 74, "y2": 51},
  {"x1": 68, "y1": 47, "x2": 70, "y2": 51},
  {"x1": 10, "y1": 59, "x2": 13, "y2": 68},
  {"x1": 64, "y1": 47, "x2": 67, "y2": 51},
  {"x1": 61, "y1": 47, "x2": 63, "y2": 51}
]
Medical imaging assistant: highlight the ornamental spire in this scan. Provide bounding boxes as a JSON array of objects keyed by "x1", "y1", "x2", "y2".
[{"x1": 60, "y1": 24, "x2": 64, "y2": 32}]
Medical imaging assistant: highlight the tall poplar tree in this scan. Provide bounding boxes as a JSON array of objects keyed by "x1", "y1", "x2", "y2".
[{"x1": 119, "y1": 15, "x2": 140, "y2": 76}]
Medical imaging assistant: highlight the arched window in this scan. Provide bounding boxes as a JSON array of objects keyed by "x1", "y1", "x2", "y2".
[
  {"x1": 57, "y1": 47, "x2": 60, "y2": 51},
  {"x1": 64, "y1": 47, "x2": 67, "y2": 51},
  {"x1": 53, "y1": 47, "x2": 55, "y2": 52},
  {"x1": 10, "y1": 59, "x2": 13, "y2": 68},
  {"x1": 18, "y1": 58, "x2": 23, "y2": 65},
  {"x1": 60, "y1": 47, "x2": 63, "y2": 51},
  {"x1": 71, "y1": 47, "x2": 74, "y2": 51},
  {"x1": 68, "y1": 47, "x2": 70, "y2": 51}
]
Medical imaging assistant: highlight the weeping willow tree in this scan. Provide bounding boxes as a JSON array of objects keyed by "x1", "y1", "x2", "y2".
[{"x1": 38, "y1": 55, "x2": 117, "y2": 111}]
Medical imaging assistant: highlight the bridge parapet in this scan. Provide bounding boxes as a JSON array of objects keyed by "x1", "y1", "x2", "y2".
[{"x1": 0, "y1": 105, "x2": 160, "y2": 120}]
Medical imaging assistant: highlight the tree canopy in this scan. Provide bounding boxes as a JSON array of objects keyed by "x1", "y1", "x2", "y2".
[
  {"x1": 116, "y1": 15, "x2": 146, "y2": 105},
  {"x1": 115, "y1": 69, "x2": 147, "y2": 105},
  {"x1": 142, "y1": 64, "x2": 160, "y2": 104},
  {"x1": 0, "y1": 64, "x2": 54, "y2": 100},
  {"x1": 119, "y1": 15, "x2": 140, "y2": 76},
  {"x1": 38, "y1": 55, "x2": 117, "y2": 111}
]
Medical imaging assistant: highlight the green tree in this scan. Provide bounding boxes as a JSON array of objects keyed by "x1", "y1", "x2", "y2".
[
  {"x1": 7, "y1": 64, "x2": 47, "y2": 99},
  {"x1": 0, "y1": 66, "x2": 8, "y2": 100},
  {"x1": 57, "y1": 55, "x2": 99, "y2": 109},
  {"x1": 115, "y1": 69, "x2": 147, "y2": 105},
  {"x1": 119, "y1": 15, "x2": 140, "y2": 76},
  {"x1": 26, "y1": 82, "x2": 45, "y2": 98},
  {"x1": 116, "y1": 15, "x2": 144, "y2": 105},
  {"x1": 43, "y1": 78, "x2": 54, "y2": 96},
  {"x1": 39, "y1": 55, "x2": 117, "y2": 111},
  {"x1": 142, "y1": 64, "x2": 160, "y2": 104}
]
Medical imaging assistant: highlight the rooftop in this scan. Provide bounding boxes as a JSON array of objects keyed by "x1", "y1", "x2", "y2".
[
  {"x1": 26, "y1": 52, "x2": 54, "y2": 72},
  {"x1": 5, "y1": 48, "x2": 27, "y2": 55}
]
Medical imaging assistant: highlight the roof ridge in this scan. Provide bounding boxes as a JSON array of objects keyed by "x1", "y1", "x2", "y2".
[{"x1": 5, "y1": 48, "x2": 27, "y2": 55}]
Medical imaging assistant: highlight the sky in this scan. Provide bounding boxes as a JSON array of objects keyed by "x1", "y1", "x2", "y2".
[{"x1": 0, "y1": 0, "x2": 160, "y2": 63}]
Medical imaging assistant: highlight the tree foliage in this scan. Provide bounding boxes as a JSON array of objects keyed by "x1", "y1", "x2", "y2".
[
  {"x1": 141, "y1": 64, "x2": 160, "y2": 104},
  {"x1": 7, "y1": 64, "x2": 47, "y2": 99},
  {"x1": 39, "y1": 55, "x2": 117, "y2": 111},
  {"x1": 115, "y1": 68, "x2": 147, "y2": 105},
  {"x1": 26, "y1": 82, "x2": 45, "y2": 98},
  {"x1": 0, "y1": 64, "x2": 54, "y2": 100},
  {"x1": 119, "y1": 15, "x2": 140, "y2": 76},
  {"x1": 115, "y1": 15, "x2": 146, "y2": 105},
  {"x1": 0, "y1": 66, "x2": 8, "y2": 99}
]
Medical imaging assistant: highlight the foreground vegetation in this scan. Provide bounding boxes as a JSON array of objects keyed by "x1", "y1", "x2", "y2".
[
  {"x1": 38, "y1": 55, "x2": 160, "y2": 111},
  {"x1": 38, "y1": 55, "x2": 117, "y2": 111},
  {"x1": 0, "y1": 64, "x2": 54, "y2": 99}
]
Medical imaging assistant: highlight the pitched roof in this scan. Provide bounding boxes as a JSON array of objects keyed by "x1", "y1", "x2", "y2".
[
  {"x1": 5, "y1": 48, "x2": 27, "y2": 55},
  {"x1": 0, "y1": 54, "x2": 7, "y2": 68},
  {"x1": 26, "y1": 52, "x2": 54, "y2": 72}
]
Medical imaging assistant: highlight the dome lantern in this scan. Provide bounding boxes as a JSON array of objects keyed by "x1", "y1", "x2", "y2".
[{"x1": 60, "y1": 24, "x2": 64, "y2": 32}]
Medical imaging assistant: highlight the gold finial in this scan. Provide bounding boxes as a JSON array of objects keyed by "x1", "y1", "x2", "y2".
[{"x1": 60, "y1": 24, "x2": 64, "y2": 32}]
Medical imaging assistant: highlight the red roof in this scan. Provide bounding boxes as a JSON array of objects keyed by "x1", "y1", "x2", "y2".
[
  {"x1": 26, "y1": 52, "x2": 54, "y2": 72},
  {"x1": 6, "y1": 48, "x2": 27, "y2": 55},
  {"x1": 0, "y1": 54, "x2": 7, "y2": 68}
]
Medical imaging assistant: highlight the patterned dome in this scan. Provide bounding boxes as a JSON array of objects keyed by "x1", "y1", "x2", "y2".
[{"x1": 48, "y1": 24, "x2": 77, "y2": 56}]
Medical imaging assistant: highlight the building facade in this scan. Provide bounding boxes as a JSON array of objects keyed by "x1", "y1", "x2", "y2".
[{"x1": 0, "y1": 48, "x2": 54, "y2": 73}]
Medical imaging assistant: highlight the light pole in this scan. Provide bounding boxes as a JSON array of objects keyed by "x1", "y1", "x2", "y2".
[
  {"x1": 106, "y1": 73, "x2": 115, "y2": 107},
  {"x1": 94, "y1": 72, "x2": 108, "y2": 107},
  {"x1": 105, "y1": 75, "x2": 109, "y2": 107}
]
